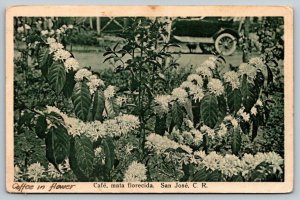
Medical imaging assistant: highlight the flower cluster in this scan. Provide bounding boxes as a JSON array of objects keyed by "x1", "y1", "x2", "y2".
[
  {"x1": 238, "y1": 63, "x2": 257, "y2": 81},
  {"x1": 237, "y1": 107, "x2": 250, "y2": 122},
  {"x1": 223, "y1": 71, "x2": 240, "y2": 89},
  {"x1": 123, "y1": 161, "x2": 147, "y2": 182},
  {"x1": 207, "y1": 78, "x2": 224, "y2": 96},
  {"x1": 154, "y1": 95, "x2": 172, "y2": 115},
  {"x1": 192, "y1": 151, "x2": 284, "y2": 178},
  {"x1": 187, "y1": 74, "x2": 203, "y2": 87},
  {"x1": 224, "y1": 115, "x2": 239, "y2": 128},
  {"x1": 104, "y1": 114, "x2": 140, "y2": 137},
  {"x1": 171, "y1": 87, "x2": 188, "y2": 104},
  {"x1": 145, "y1": 133, "x2": 193, "y2": 154},
  {"x1": 27, "y1": 162, "x2": 46, "y2": 182},
  {"x1": 47, "y1": 159, "x2": 71, "y2": 179},
  {"x1": 249, "y1": 57, "x2": 265, "y2": 69},
  {"x1": 46, "y1": 37, "x2": 80, "y2": 72},
  {"x1": 104, "y1": 85, "x2": 116, "y2": 99},
  {"x1": 180, "y1": 81, "x2": 205, "y2": 102},
  {"x1": 169, "y1": 128, "x2": 203, "y2": 146},
  {"x1": 74, "y1": 69, "x2": 105, "y2": 94},
  {"x1": 45, "y1": 106, "x2": 139, "y2": 140}
]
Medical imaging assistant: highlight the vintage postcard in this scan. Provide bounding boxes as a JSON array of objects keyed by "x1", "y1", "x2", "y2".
[{"x1": 6, "y1": 5, "x2": 293, "y2": 193}]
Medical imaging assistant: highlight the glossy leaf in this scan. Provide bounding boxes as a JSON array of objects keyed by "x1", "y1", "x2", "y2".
[
  {"x1": 231, "y1": 128, "x2": 241, "y2": 155},
  {"x1": 45, "y1": 125, "x2": 70, "y2": 167},
  {"x1": 200, "y1": 94, "x2": 219, "y2": 128},
  {"x1": 69, "y1": 135, "x2": 94, "y2": 181},
  {"x1": 48, "y1": 62, "x2": 66, "y2": 94},
  {"x1": 35, "y1": 115, "x2": 47, "y2": 139},
  {"x1": 227, "y1": 88, "x2": 242, "y2": 114},
  {"x1": 72, "y1": 82, "x2": 91, "y2": 121},
  {"x1": 92, "y1": 90, "x2": 105, "y2": 121}
]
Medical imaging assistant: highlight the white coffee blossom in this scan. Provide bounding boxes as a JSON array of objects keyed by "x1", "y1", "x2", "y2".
[
  {"x1": 256, "y1": 99, "x2": 263, "y2": 107},
  {"x1": 94, "y1": 147, "x2": 103, "y2": 157},
  {"x1": 64, "y1": 57, "x2": 80, "y2": 71},
  {"x1": 46, "y1": 38, "x2": 56, "y2": 45},
  {"x1": 49, "y1": 42, "x2": 64, "y2": 54},
  {"x1": 145, "y1": 133, "x2": 192, "y2": 154},
  {"x1": 123, "y1": 161, "x2": 147, "y2": 182},
  {"x1": 41, "y1": 30, "x2": 49, "y2": 36},
  {"x1": 223, "y1": 71, "x2": 240, "y2": 89},
  {"x1": 201, "y1": 59, "x2": 216, "y2": 70},
  {"x1": 74, "y1": 68, "x2": 92, "y2": 82},
  {"x1": 231, "y1": 118, "x2": 239, "y2": 128},
  {"x1": 14, "y1": 165, "x2": 22, "y2": 181},
  {"x1": 27, "y1": 162, "x2": 45, "y2": 182},
  {"x1": 196, "y1": 66, "x2": 213, "y2": 78},
  {"x1": 250, "y1": 106, "x2": 258, "y2": 116},
  {"x1": 207, "y1": 78, "x2": 224, "y2": 96},
  {"x1": 171, "y1": 88, "x2": 188, "y2": 104},
  {"x1": 17, "y1": 26, "x2": 25, "y2": 33},
  {"x1": 24, "y1": 24, "x2": 31, "y2": 30},
  {"x1": 249, "y1": 57, "x2": 265, "y2": 69},
  {"x1": 240, "y1": 112, "x2": 250, "y2": 122},
  {"x1": 187, "y1": 74, "x2": 203, "y2": 86},
  {"x1": 217, "y1": 123, "x2": 228, "y2": 137},
  {"x1": 180, "y1": 81, "x2": 195, "y2": 90},
  {"x1": 202, "y1": 151, "x2": 223, "y2": 171},
  {"x1": 104, "y1": 85, "x2": 116, "y2": 99},
  {"x1": 238, "y1": 63, "x2": 257, "y2": 81},
  {"x1": 87, "y1": 75, "x2": 105, "y2": 94},
  {"x1": 84, "y1": 121, "x2": 107, "y2": 141},
  {"x1": 190, "y1": 129, "x2": 203, "y2": 145},
  {"x1": 154, "y1": 95, "x2": 172, "y2": 114},
  {"x1": 219, "y1": 154, "x2": 242, "y2": 177},
  {"x1": 194, "y1": 150, "x2": 206, "y2": 159},
  {"x1": 47, "y1": 163, "x2": 63, "y2": 179},
  {"x1": 189, "y1": 86, "x2": 205, "y2": 102},
  {"x1": 53, "y1": 49, "x2": 71, "y2": 61},
  {"x1": 116, "y1": 96, "x2": 128, "y2": 106},
  {"x1": 200, "y1": 125, "x2": 215, "y2": 139},
  {"x1": 104, "y1": 114, "x2": 140, "y2": 137}
]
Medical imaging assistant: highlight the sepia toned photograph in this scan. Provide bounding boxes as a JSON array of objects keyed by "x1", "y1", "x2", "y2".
[{"x1": 6, "y1": 6, "x2": 293, "y2": 193}]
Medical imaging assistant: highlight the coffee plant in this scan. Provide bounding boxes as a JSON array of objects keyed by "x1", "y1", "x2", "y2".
[{"x1": 14, "y1": 17, "x2": 284, "y2": 182}]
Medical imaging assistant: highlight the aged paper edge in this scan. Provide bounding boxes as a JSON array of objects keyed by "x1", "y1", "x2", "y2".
[{"x1": 6, "y1": 5, "x2": 294, "y2": 194}]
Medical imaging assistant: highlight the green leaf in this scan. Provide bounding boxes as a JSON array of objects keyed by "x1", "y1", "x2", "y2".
[
  {"x1": 206, "y1": 170, "x2": 223, "y2": 181},
  {"x1": 217, "y1": 95, "x2": 227, "y2": 122},
  {"x1": 171, "y1": 102, "x2": 184, "y2": 129},
  {"x1": 38, "y1": 47, "x2": 51, "y2": 76},
  {"x1": 105, "y1": 99, "x2": 115, "y2": 119},
  {"x1": 48, "y1": 62, "x2": 66, "y2": 94},
  {"x1": 102, "y1": 137, "x2": 115, "y2": 174},
  {"x1": 200, "y1": 94, "x2": 219, "y2": 128},
  {"x1": 183, "y1": 99, "x2": 194, "y2": 122},
  {"x1": 45, "y1": 125, "x2": 70, "y2": 167},
  {"x1": 155, "y1": 115, "x2": 167, "y2": 135},
  {"x1": 72, "y1": 82, "x2": 91, "y2": 121},
  {"x1": 251, "y1": 116, "x2": 259, "y2": 142},
  {"x1": 63, "y1": 71, "x2": 76, "y2": 99},
  {"x1": 241, "y1": 76, "x2": 259, "y2": 112},
  {"x1": 226, "y1": 88, "x2": 242, "y2": 114},
  {"x1": 69, "y1": 135, "x2": 94, "y2": 181},
  {"x1": 92, "y1": 90, "x2": 105, "y2": 121},
  {"x1": 191, "y1": 167, "x2": 207, "y2": 181},
  {"x1": 231, "y1": 128, "x2": 241, "y2": 155},
  {"x1": 35, "y1": 115, "x2": 47, "y2": 139}
]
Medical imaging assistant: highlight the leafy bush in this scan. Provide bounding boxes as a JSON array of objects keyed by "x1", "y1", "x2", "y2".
[{"x1": 14, "y1": 17, "x2": 284, "y2": 182}]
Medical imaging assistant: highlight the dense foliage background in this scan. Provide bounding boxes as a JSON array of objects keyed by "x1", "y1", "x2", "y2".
[{"x1": 13, "y1": 17, "x2": 284, "y2": 182}]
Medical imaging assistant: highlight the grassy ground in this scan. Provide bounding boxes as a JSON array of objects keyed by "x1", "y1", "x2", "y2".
[{"x1": 72, "y1": 50, "x2": 244, "y2": 73}]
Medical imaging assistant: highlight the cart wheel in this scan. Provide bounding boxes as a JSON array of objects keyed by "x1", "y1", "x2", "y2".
[{"x1": 215, "y1": 33, "x2": 237, "y2": 56}]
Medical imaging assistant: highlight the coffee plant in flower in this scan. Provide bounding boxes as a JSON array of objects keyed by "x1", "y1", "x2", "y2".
[{"x1": 14, "y1": 17, "x2": 284, "y2": 182}]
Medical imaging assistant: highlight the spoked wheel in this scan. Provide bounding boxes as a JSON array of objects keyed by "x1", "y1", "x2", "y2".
[{"x1": 214, "y1": 33, "x2": 237, "y2": 56}]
